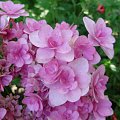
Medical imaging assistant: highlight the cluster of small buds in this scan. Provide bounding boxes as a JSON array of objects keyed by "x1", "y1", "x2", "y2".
[{"x1": 0, "y1": 1, "x2": 115, "y2": 120}]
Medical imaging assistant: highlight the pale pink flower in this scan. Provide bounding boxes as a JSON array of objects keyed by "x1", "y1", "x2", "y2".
[
  {"x1": 0, "y1": 108, "x2": 6, "y2": 119},
  {"x1": 24, "y1": 18, "x2": 47, "y2": 34},
  {"x1": 49, "y1": 65, "x2": 78, "y2": 106},
  {"x1": 74, "y1": 35, "x2": 101, "y2": 64},
  {"x1": 55, "y1": 21, "x2": 79, "y2": 44},
  {"x1": 29, "y1": 23, "x2": 74, "y2": 63},
  {"x1": 0, "y1": 1, "x2": 28, "y2": 18},
  {"x1": 39, "y1": 59, "x2": 61, "y2": 84},
  {"x1": 90, "y1": 65, "x2": 108, "y2": 102},
  {"x1": 49, "y1": 58, "x2": 91, "y2": 106},
  {"x1": 68, "y1": 58, "x2": 91, "y2": 95},
  {"x1": 7, "y1": 38, "x2": 32, "y2": 67},
  {"x1": 83, "y1": 17, "x2": 115, "y2": 59},
  {"x1": 22, "y1": 93, "x2": 43, "y2": 112}
]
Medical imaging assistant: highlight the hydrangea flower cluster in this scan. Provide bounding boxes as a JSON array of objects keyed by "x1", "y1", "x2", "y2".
[{"x1": 0, "y1": 1, "x2": 115, "y2": 120}]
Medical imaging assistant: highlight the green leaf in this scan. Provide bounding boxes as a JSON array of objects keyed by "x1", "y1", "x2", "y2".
[{"x1": 12, "y1": 77, "x2": 21, "y2": 86}]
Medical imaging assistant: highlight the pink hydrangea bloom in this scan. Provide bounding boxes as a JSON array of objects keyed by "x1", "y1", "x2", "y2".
[
  {"x1": 0, "y1": 1, "x2": 29, "y2": 18},
  {"x1": 49, "y1": 58, "x2": 91, "y2": 106},
  {"x1": 22, "y1": 93, "x2": 43, "y2": 112},
  {"x1": 74, "y1": 35, "x2": 101, "y2": 64},
  {"x1": 0, "y1": 108, "x2": 6, "y2": 119},
  {"x1": 0, "y1": 1, "x2": 115, "y2": 119},
  {"x1": 90, "y1": 65, "x2": 108, "y2": 102},
  {"x1": 83, "y1": 17, "x2": 115, "y2": 59},
  {"x1": 7, "y1": 38, "x2": 32, "y2": 67}
]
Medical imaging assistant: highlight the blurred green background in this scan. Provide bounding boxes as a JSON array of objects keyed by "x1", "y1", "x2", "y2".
[{"x1": 3, "y1": 0, "x2": 120, "y2": 119}]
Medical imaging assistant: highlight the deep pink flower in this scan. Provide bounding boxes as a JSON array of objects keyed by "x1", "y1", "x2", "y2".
[
  {"x1": 91, "y1": 65, "x2": 108, "y2": 102},
  {"x1": 22, "y1": 93, "x2": 43, "y2": 112},
  {"x1": 74, "y1": 35, "x2": 101, "y2": 64},
  {"x1": 0, "y1": 108, "x2": 6, "y2": 119},
  {"x1": 22, "y1": 78, "x2": 40, "y2": 94},
  {"x1": 10, "y1": 21, "x2": 24, "y2": 39},
  {"x1": 20, "y1": 63, "x2": 41, "y2": 78},
  {"x1": 49, "y1": 104, "x2": 79, "y2": 120},
  {"x1": 0, "y1": 75, "x2": 12, "y2": 91},
  {"x1": 77, "y1": 96, "x2": 93, "y2": 120},
  {"x1": 0, "y1": 94, "x2": 22, "y2": 119},
  {"x1": 0, "y1": 59, "x2": 13, "y2": 91},
  {"x1": 7, "y1": 38, "x2": 32, "y2": 67},
  {"x1": 97, "y1": 4, "x2": 105, "y2": 14},
  {"x1": 0, "y1": 1, "x2": 28, "y2": 18},
  {"x1": 21, "y1": 64, "x2": 41, "y2": 93},
  {"x1": 83, "y1": 17, "x2": 115, "y2": 59}
]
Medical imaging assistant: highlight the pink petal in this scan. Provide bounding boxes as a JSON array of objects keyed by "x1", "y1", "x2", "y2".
[
  {"x1": 55, "y1": 49, "x2": 74, "y2": 62},
  {"x1": 2, "y1": 75, "x2": 12, "y2": 86},
  {"x1": 49, "y1": 89, "x2": 67, "y2": 106},
  {"x1": 16, "y1": 57, "x2": 24, "y2": 67},
  {"x1": 68, "y1": 57, "x2": 89, "y2": 74},
  {"x1": 101, "y1": 46, "x2": 114, "y2": 59},
  {"x1": 67, "y1": 87, "x2": 81, "y2": 102},
  {"x1": 36, "y1": 48, "x2": 55, "y2": 63},
  {"x1": 96, "y1": 65, "x2": 105, "y2": 76},
  {"x1": 83, "y1": 17, "x2": 95, "y2": 35},
  {"x1": 97, "y1": 99, "x2": 113, "y2": 116},
  {"x1": 56, "y1": 43, "x2": 71, "y2": 53},
  {"x1": 0, "y1": 15, "x2": 9, "y2": 30},
  {"x1": 88, "y1": 34, "x2": 100, "y2": 46},
  {"x1": 96, "y1": 18, "x2": 106, "y2": 30},
  {"x1": 29, "y1": 30, "x2": 47, "y2": 48},
  {"x1": 102, "y1": 36, "x2": 115, "y2": 44},
  {"x1": 90, "y1": 52, "x2": 101, "y2": 64},
  {"x1": 62, "y1": 30, "x2": 73, "y2": 42},
  {"x1": 38, "y1": 25, "x2": 53, "y2": 46},
  {"x1": 77, "y1": 73, "x2": 91, "y2": 89},
  {"x1": 0, "y1": 108, "x2": 6, "y2": 119},
  {"x1": 81, "y1": 86, "x2": 89, "y2": 96}
]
